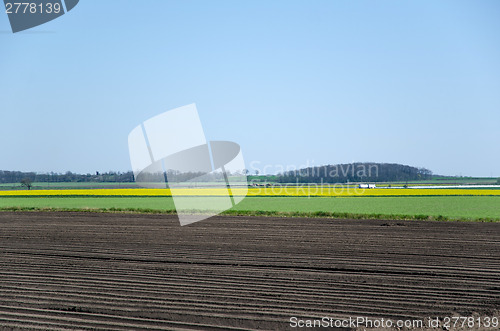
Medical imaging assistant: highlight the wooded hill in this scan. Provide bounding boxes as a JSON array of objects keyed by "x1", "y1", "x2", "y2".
[{"x1": 277, "y1": 163, "x2": 433, "y2": 183}]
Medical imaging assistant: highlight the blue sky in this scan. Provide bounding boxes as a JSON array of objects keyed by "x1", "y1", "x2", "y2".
[{"x1": 1, "y1": 0, "x2": 499, "y2": 176}]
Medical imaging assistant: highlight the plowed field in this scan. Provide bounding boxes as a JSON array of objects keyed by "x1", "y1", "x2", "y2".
[{"x1": 0, "y1": 212, "x2": 498, "y2": 330}]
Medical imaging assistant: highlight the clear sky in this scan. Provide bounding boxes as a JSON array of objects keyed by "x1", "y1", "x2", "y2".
[{"x1": 1, "y1": 0, "x2": 499, "y2": 176}]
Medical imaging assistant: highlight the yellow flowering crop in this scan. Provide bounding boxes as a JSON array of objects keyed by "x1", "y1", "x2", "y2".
[{"x1": 0, "y1": 187, "x2": 499, "y2": 197}]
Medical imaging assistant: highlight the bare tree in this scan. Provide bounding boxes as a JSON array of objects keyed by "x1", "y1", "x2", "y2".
[{"x1": 20, "y1": 178, "x2": 33, "y2": 190}]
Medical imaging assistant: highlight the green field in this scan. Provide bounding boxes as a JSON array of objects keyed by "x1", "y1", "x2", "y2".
[
  {"x1": 246, "y1": 175, "x2": 499, "y2": 185},
  {"x1": 1, "y1": 196, "x2": 499, "y2": 221},
  {"x1": 1, "y1": 175, "x2": 498, "y2": 190}
]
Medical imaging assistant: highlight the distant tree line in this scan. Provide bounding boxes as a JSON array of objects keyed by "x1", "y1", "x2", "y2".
[
  {"x1": 136, "y1": 170, "x2": 246, "y2": 183},
  {"x1": 0, "y1": 170, "x2": 135, "y2": 184},
  {"x1": 0, "y1": 169, "x2": 247, "y2": 185},
  {"x1": 1, "y1": 164, "x2": 433, "y2": 184},
  {"x1": 277, "y1": 163, "x2": 433, "y2": 183}
]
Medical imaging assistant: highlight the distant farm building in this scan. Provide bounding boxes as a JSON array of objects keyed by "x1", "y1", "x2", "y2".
[{"x1": 359, "y1": 184, "x2": 376, "y2": 189}]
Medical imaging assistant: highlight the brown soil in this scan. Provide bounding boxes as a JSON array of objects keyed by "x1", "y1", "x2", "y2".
[{"x1": 0, "y1": 212, "x2": 498, "y2": 330}]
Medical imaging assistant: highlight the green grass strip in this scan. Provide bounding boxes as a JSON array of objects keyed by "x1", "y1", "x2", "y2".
[{"x1": 0, "y1": 206, "x2": 498, "y2": 223}]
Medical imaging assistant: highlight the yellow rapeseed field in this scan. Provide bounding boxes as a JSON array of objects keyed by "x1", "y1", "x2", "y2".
[{"x1": 0, "y1": 187, "x2": 499, "y2": 197}]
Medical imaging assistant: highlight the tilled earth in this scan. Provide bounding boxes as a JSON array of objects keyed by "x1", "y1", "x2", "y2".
[{"x1": 0, "y1": 212, "x2": 498, "y2": 330}]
